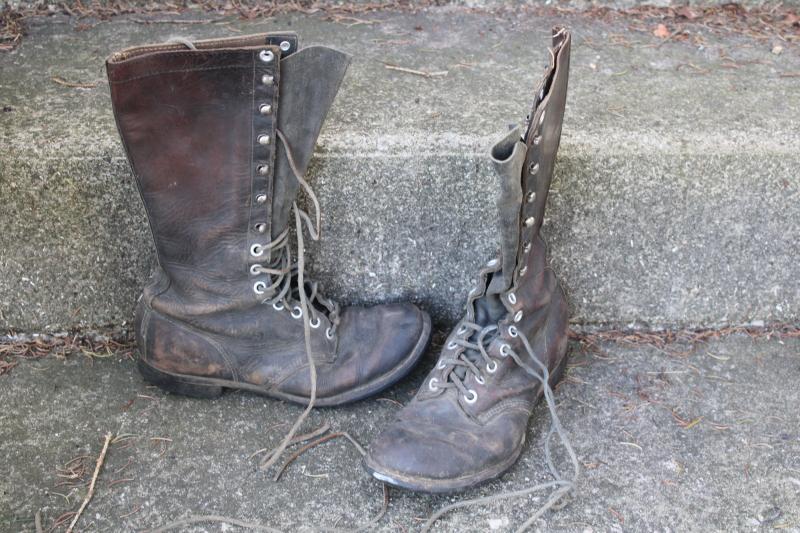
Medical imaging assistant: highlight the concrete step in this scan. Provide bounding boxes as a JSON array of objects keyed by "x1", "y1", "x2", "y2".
[
  {"x1": 2, "y1": 334, "x2": 798, "y2": 530},
  {"x1": 1, "y1": 7, "x2": 799, "y2": 331}
]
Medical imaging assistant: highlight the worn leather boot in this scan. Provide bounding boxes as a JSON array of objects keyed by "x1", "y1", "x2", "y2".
[
  {"x1": 107, "y1": 33, "x2": 431, "y2": 406},
  {"x1": 365, "y1": 28, "x2": 572, "y2": 492}
]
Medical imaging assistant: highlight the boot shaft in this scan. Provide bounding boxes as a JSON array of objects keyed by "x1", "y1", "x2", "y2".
[{"x1": 106, "y1": 34, "x2": 349, "y2": 305}]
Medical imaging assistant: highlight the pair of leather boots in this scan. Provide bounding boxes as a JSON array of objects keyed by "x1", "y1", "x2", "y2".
[{"x1": 106, "y1": 28, "x2": 571, "y2": 493}]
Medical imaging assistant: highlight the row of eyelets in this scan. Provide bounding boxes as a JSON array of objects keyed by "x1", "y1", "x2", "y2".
[{"x1": 251, "y1": 48, "x2": 278, "y2": 294}]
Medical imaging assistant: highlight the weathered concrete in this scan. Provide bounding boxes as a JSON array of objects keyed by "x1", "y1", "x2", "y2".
[
  {"x1": 1, "y1": 335, "x2": 798, "y2": 531},
  {"x1": 1, "y1": 9, "x2": 799, "y2": 331}
]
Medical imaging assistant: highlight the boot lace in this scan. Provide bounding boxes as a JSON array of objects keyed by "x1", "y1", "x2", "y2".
[
  {"x1": 249, "y1": 129, "x2": 341, "y2": 338},
  {"x1": 256, "y1": 129, "x2": 337, "y2": 473}
]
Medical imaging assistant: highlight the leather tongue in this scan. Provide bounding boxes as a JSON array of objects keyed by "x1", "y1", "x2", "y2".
[
  {"x1": 271, "y1": 46, "x2": 351, "y2": 240},
  {"x1": 486, "y1": 126, "x2": 527, "y2": 295}
]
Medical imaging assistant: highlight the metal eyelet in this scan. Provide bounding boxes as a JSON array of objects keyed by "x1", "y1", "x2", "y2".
[
  {"x1": 254, "y1": 223, "x2": 267, "y2": 234},
  {"x1": 257, "y1": 165, "x2": 269, "y2": 176},
  {"x1": 250, "y1": 264, "x2": 261, "y2": 275},
  {"x1": 447, "y1": 341, "x2": 457, "y2": 350},
  {"x1": 273, "y1": 301, "x2": 285, "y2": 311},
  {"x1": 508, "y1": 326, "x2": 518, "y2": 337},
  {"x1": 259, "y1": 49, "x2": 274, "y2": 63},
  {"x1": 514, "y1": 310, "x2": 524, "y2": 322},
  {"x1": 456, "y1": 325, "x2": 468, "y2": 335},
  {"x1": 257, "y1": 134, "x2": 271, "y2": 146},
  {"x1": 508, "y1": 293, "x2": 517, "y2": 305},
  {"x1": 428, "y1": 378, "x2": 439, "y2": 392},
  {"x1": 310, "y1": 317, "x2": 321, "y2": 329},
  {"x1": 464, "y1": 390, "x2": 478, "y2": 404},
  {"x1": 291, "y1": 306, "x2": 303, "y2": 319},
  {"x1": 523, "y1": 242, "x2": 532, "y2": 253},
  {"x1": 250, "y1": 244, "x2": 264, "y2": 257},
  {"x1": 279, "y1": 40, "x2": 291, "y2": 52},
  {"x1": 253, "y1": 281, "x2": 267, "y2": 294},
  {"x1": 529, "y1": 162, "x2": 540, "y2": 175},
  {"x1": 539, "y1": 110, "x2": 546, "y2": 125},
  {"x1": 526, "y1": 191, "x2": 536, "y2": 203},
  {"x1": 437, "y1": 360, "x2": 447, "y2": 369},
  {"x1": 500, "y1": 344, "x2": 511, "y2": 357},
  {"x1": 519, "y1": 266, "x2": 528, "y2": 277},
  {"x1": 326, "y1": 327, "x2": 335, "y2": 339},
  {"x1": 256, "y1": 194, "x2": 267, "y2": 204},
  {"x1": 487, "y1": 258, "x2": 499, "y2": 267},
  {"x1": 475, "y1": 375, "x2": 485, "y2": 385},
  {"x1": 538, "y1": 88, "x2": 545, "y2": 101},
  {"x1": 486, "y1": 360, "x2": 498, "y2": 373},
  {"x1": 533, "y1": 135, "x2": 542, "y2": 146},
  {"x1": 261, "y1": 74, "x2": 274, "y2": 85},
  {"x1": 524, "y1": 216, "x2": 536, "y2": 227},
  {"x1": 259, "y1": 104, "x2": 272, "y2": 115}
]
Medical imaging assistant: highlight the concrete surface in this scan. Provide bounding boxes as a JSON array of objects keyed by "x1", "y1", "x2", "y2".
[
  {"x1": 1, "y1": 334, "x2": 798, "y2": 531},
  {"x1": 2, "y1": 9, "x2": 799, "y2": 332}
]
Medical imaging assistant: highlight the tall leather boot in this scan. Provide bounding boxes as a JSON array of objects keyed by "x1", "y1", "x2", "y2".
[
  {"x1": 365, "y1": 28, "x2": 572, "y2": 491},
  {"x1": 107, "y1": 33, "x2": 431, "y2": 406}
]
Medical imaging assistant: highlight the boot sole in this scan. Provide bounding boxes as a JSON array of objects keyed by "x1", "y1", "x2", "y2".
[
  {"x1": 137, "y1": 312, "x2": 432, "y2": 407},
  {"x1": 362, "y1": 349, "x2": 569, "y2": 493}
]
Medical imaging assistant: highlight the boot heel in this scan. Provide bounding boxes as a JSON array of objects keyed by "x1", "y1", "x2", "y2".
[{"x1": 137, "y1": 359, "x2": 224, "y2": 399}]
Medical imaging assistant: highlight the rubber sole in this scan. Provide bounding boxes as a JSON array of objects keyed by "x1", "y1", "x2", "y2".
[
  {"x1": 362, "y1": 349, "x2": 569, "y2": 493},
  {"x1": 137, "y1": 312, "x2": 432, "y2": 407}
]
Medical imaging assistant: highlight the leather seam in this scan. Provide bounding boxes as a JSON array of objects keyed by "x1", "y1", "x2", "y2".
[
  {"x1": 146, "y1": 308, "x2": 239, "y2": 382},
  {"x1": 109, "y1": 64, "x2": 250, "y2": 84}
]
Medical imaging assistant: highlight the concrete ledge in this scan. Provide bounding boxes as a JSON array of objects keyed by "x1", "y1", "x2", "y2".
[
  {"x1": 1, "y1": 9, "x2": 799, "y2": 330},
  {"x1": 2, "y1": 335, "x2": 798, "y2": 530}
]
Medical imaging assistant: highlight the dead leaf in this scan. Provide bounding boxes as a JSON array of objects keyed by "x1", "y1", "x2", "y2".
[{"x1": 654, "y1": 24, "x2": 670, "y2": 39}]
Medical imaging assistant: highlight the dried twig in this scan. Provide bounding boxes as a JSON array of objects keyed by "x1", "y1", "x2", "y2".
[
  {"x1": 384, "y1": 64, "x2": 448, "y2": 78},
  {"x1": 51, "y1": 76, "x2": 97, "y2": 89},
  {"x1": 272, "y1": 430, "x2": 366, "y2": 482},
  {"x1": 66, "y1": 432, "x2": 112, "y2": 533},
  {"x1": 253, "y1": 422, "x2": 330, "y2": 462}
]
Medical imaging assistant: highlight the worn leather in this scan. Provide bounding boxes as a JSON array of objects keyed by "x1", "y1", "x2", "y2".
[
  {"x1": 365, "y1": 28, "x2": 572, "y2": 491},
  {"x1": 107, "y1": 32, "x2": 430, "y2": 405}
]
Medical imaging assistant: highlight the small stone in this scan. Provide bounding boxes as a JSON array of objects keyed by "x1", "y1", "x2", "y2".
[
  {"x1": 772, "y1": 44, "x2": 783, "y2": 55},
  {"x1": 757, "y1": 506, "x2": 782, "y2": 524},
  {"x1": 488, "y1": 517, "x2": 509, "y2": 530}
]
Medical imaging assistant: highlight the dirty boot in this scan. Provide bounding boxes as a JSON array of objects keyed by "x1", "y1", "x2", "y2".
[
  {"x1": 106, "y1": 32, "x2": 431, "y2": 406},
  {"x1": 364, "y1": 28, "x2": 572, "y2": 491}
]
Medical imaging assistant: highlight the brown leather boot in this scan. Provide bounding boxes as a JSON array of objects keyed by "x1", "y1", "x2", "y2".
[
  {"x1": 106, "y1": 33, "x2": 431, "y2": 406},
  {"x1": 365, "y1": 28, "x2": 572, "y2": 492}
]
